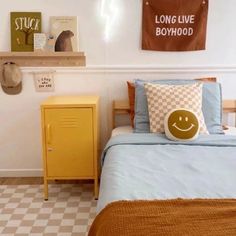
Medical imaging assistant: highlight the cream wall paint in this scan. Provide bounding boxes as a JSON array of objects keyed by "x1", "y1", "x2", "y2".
[{"x1": 0, "y1": 0, "x2": 236, "y2": 176}]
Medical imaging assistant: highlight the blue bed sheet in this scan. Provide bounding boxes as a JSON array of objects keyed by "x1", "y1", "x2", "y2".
[{"x1": 97, "y1": 134, "x2": 236, "y2": 212}]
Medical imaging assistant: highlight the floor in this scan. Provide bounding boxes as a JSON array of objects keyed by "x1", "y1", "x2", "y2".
[{"x1": 0, "y1": 178, "x2": 97, "y2": 236}]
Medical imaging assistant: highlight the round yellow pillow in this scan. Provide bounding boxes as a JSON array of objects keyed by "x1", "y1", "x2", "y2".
[{"x1": 164, "y1": 108, "x2": 200, "y2": 141}]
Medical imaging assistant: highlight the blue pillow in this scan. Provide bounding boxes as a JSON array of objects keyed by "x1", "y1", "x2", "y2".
[
  {"x1": 202, "y1": 82, "x2": 223, "y2": 134},
  {"x1": 134, "y1": 79, "x2": 223, "y2": 134}
]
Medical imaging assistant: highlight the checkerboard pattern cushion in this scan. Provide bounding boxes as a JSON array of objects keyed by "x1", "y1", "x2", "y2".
[{"x1": 144, "y1": 82, "x2": 208, "y2": 134}]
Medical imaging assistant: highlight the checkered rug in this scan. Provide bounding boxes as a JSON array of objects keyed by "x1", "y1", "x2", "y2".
[{"x1": 0, "y1": 184, "x2": 97, "y2": 236}]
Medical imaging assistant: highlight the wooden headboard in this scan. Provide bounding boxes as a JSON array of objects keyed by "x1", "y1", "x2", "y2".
[
  {"x1": 112, "y1": 100, "x2": 236, "y2": 128},
  {"x1": 112, "y1": 100, "x2": 130, "y2": 129}
]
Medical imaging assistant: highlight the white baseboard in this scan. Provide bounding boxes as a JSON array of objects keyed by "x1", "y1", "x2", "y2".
[{"x1": 0, "y1": 169, "x2": 43, "y2": 177}]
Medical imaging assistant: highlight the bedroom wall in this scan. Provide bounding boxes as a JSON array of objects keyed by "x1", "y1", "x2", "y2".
[{"x1": 0, "y1": 0, "x2": 236, "y2": 177}]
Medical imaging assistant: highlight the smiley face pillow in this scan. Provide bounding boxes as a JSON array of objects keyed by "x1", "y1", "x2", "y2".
[{"x1": 164, "y1": 108, "x2": 200, "y2": 141}]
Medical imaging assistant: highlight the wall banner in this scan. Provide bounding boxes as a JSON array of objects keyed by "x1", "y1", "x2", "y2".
[{"x1": 142, "y1": 0, "x2": 208, "y2": 51}]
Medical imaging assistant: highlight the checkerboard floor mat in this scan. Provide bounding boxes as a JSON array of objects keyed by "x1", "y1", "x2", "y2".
[{"x1": 0, "y1": 183, "x2": 97, "y2": 236}]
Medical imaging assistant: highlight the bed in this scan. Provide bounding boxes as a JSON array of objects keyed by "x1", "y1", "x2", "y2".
[{"x1": 89, "y1": 82, "x2": 236, "y2": 235}]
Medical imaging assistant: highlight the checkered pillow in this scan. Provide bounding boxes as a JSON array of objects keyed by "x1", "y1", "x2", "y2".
[{"x1": 144, "y1": 82, "x2": 208, "y2": 134}]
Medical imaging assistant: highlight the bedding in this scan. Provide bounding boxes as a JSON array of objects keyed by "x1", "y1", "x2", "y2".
[
  {"x1": 111, "y1": 125, "x2": 133, "y2": 137},
  {"x1": 164, "y1": 109, "x2": 200, "y2": 141},
  {"x1": 98, "y1": 133, "x2": 236, "y2": 212},
  {"x1": 89, "y1": 199, "x2": 236, "y2": 236},
  {"x1": 111, "y1": 125, "x2": 236, "y2": 137},
  {"x1": 127, "y1": 81, "x2": 135, "y2": 127},
  {"x1": 134, "y1": 79, "x2": 223, "y2": 134},
  {"x1": 144, "y1": 82, "x2": 208, "y2": 133},
  {"x1": 224, "y1": 126, "x2": 236, "y2": 135},
  {"x1": 90, "y1": 131, "x2": 236, "y2": 235},
  {"x1": 127, "y1": 78, "x2": 216, "y2": 128}
]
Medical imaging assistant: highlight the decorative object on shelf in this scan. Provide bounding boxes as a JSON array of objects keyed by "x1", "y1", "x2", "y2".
[
  {"x1": 45, "y1": 35, "x2": 56, "y2": 52},
  {"x1": 0, "y1": 52, "x2": 86, "y2": 67},
  {"x1": 142, "y1": 0, "x2": 208, "y2": 51},
  {"x1": 34, "y1": 33, "x2": 47, "y2": 52},
  {"x1": 0, "y1": 62, "x2": 22, "y2": 95},
  {"x1": 11, "y1": 12, "x2": 42, "y2": 52},
  {"x1": 50, "y1": 16, "x2": 78, "y2": 52},
  {"x1": 33, "y1": 71, "x2": 55, "y2": 92},
  {"x1": 34, "y1": 33, "x2": 56, "y2": 52}
]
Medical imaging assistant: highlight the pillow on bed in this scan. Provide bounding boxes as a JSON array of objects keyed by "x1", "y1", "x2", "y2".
[
  {"x1": 130, "y1": 80, "x2": 191, "y2": 130},
  {"x1": 133, "y1": 79, "x2": 223, "y2": 134},
  {"x1": 127, "y1": 81, "x2": 135, "y2": 127},
  {"x1": 144, "y1": 82, "x2": 208, "y2": 134},
  {"x1": 196, "y1": 77, "x2": 216, "y2": 82},
  {"x1": 164, "y1": 108, "x2": 200, "y2": 141}
]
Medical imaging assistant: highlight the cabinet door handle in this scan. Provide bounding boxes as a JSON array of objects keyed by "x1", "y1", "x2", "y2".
[{"x1": 46, "y1": 124, "x2": 52, "y2": 144}]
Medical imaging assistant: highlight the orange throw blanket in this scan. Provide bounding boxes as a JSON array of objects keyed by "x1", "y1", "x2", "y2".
[{"x1": 89, "y1": 199, "x2": 236, "y2": 236}]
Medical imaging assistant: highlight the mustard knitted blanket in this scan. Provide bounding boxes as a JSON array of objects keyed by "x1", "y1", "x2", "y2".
[{"x1": 89, "y1": 199, "x2": 236, "y2": 236}]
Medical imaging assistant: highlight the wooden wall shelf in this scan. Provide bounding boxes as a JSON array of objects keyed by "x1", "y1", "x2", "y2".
[{"x1": 0, "y1": 52, "x2": 86, "y2": 67}]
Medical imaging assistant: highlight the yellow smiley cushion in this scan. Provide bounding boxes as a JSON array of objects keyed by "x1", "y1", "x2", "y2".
[{"x1": 164, "y1": 108, "x2": 200, "y2": 141}]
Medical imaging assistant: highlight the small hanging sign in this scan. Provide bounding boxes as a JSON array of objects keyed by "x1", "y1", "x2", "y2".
[
  {"x1": 33, "y1": 71, "x2": 55, "y2": 92},
  {"x1": 142, "y1": 0, "x2": 209, "y2": 51}
]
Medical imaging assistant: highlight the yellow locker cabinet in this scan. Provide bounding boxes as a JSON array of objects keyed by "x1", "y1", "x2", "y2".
[{"x1": 41, "y1": 96, "x2": 99, "y2": 200}]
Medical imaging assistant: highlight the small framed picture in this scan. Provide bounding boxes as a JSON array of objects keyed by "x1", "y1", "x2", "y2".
[
  {"x1": 33, "y1": 72, "x2": 55, "y2": 92},
  {"x1": 34, "y1": 33, "x2": 55, "y2": 52},
  {"x1": 34, "y1": 33, "x2": 47, "y2": 52}
]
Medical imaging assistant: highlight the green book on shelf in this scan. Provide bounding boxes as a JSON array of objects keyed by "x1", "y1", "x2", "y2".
[{"x1": 11, "y1": 12, "x2": 42, "y2": 52}]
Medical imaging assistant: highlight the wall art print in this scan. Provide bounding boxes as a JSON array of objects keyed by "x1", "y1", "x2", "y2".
[
  {"x1": 11, "y1": 12, "x2": 42, "y2": 52},
  {"x1": 142, "y1": 0, "x2": 208, "y2": 51}
]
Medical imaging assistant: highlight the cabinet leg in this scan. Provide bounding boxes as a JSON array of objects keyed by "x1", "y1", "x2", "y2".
[
  {"x1": 44, "y1": 179, "x2": 48, "y2": 201},
  {"x1": 94, "y1": 178, "x2": 99, "y2": 200}
]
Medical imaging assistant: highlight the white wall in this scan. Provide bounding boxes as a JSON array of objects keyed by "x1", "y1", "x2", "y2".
[{"x1": 0, "y1": 0, "x2": 236, "y2": 177}]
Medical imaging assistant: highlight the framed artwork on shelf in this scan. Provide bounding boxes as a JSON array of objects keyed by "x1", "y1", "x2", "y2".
[
  {"x1": 50, "y1": 16, "x2": 78, "y2": 52},
  {"x1": 34, "y1": 33, "x2": 56, "y2": 52},
  {"x1": 11, "y1": 12, "x2": 42, "y2": 52}
]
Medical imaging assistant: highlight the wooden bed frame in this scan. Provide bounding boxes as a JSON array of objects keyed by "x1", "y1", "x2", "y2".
[
  {"x1": 91, "y1": 99, "x2": 236, "y2": 236},
  {"x1": 112, "y1": 100, "x2": 236, "y2": 128}
]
